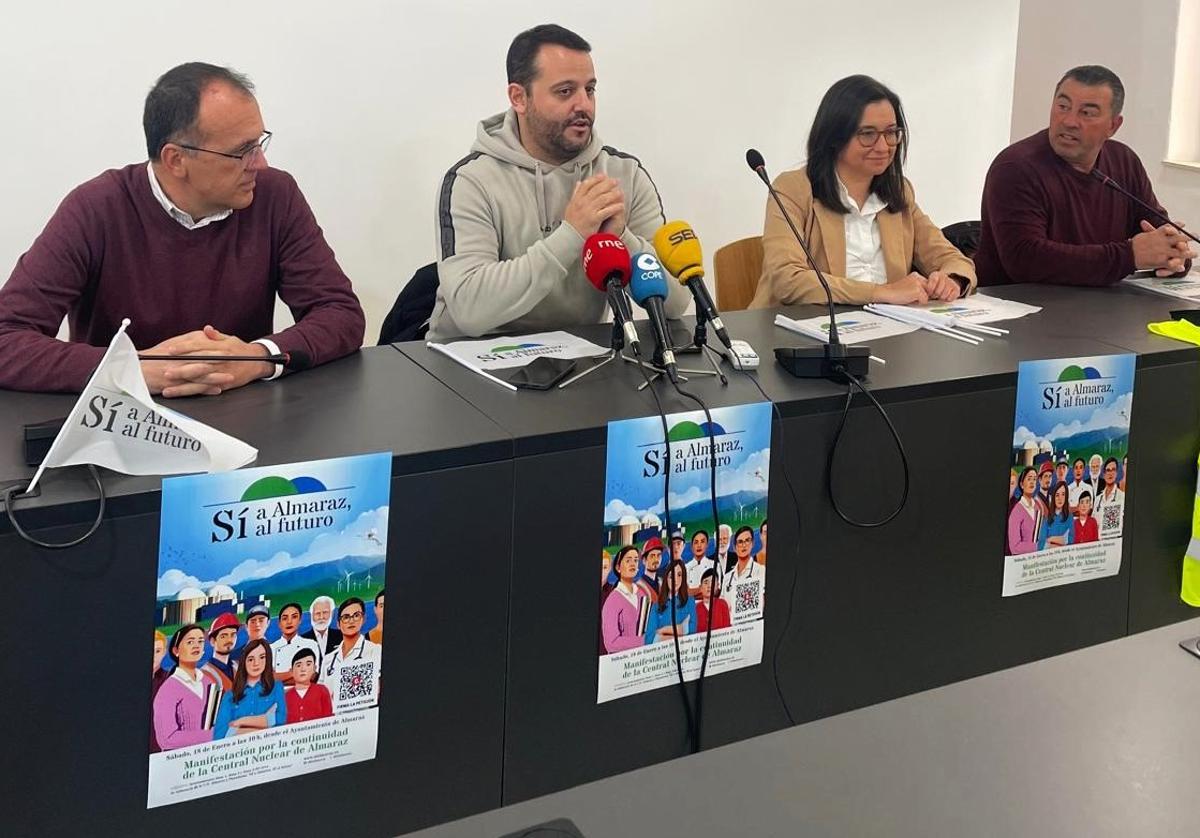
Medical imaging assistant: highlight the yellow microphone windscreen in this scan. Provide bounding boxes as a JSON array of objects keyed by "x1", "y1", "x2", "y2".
[{"x1": 653, "y1": 221, "x2": 705, "y2": 282}]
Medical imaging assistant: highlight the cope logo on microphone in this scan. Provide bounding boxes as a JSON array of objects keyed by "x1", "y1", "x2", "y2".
[
  {"x1": 635, "y1": 253, "x2": 664, "y2": 280},
  {"x1": 668, "y1": 228, "x2": 698, "y2": 245}
]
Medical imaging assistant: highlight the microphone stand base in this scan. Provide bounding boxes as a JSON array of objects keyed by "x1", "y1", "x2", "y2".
[
  {"x1": 775, "y1": 344, "x2": 870, "y2": 382},
  {"x1": 558, "y1": 348, "x2": 626, "y2": 389},
  {"x1": 665, "y1": 341, "x2": 729, "y2": 384}
]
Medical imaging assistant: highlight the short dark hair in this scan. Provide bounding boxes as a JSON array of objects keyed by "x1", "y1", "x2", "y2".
[
  {"x1": 1057, "y1": 65, "x2": 1125, "y2": 116},
  {"x1": 806, "y1": 75, "x2": 909, "y2": 216},
  {"x1": 290, "y1": 647, "x2": 317, "y2": 666},
  {"x1": 734, "y1": 526, "x2": 755, "y2": 544},
  {"x1": 692, "y1": 529, "x2": 709, "y2": 543},
  {"x1": 169, "y1": 623, "x2": 205, "y2": 658},
  {"x1": 278, "y1": 602, "x2": 302, "y2": 619},
  {"x1": 143, "y1": 62, "x2": 255, "y2": 160},
  {"x1": 338, "y1": 597, "x2": 366, "y2": 620},
  {"x1": 374, "y1": 588, "x2": 385, "y2": 606},
  {"x1": 506, "y1": 24, "x2": 591, "y2": 89}
]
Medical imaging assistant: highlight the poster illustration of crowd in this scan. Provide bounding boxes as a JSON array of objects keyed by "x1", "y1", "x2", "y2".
[
  {"x1": 148, "y1": 452, "x2": 391, "y2": 808},
  {"x1": 1004, "y1": 355, "x2": 1135, "y2": 596},
  {"x1": 598, "y1": 401, "x2": 771, "y2": 703}
]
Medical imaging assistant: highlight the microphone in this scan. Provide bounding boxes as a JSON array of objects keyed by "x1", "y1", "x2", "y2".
[
  {"x1": 652, "y1": 221, "x2": 732, "y2": 350},
  {"x1": 582, "y1": 233, "x2": 639, "y2": 353},
  {"x1": 1090, "y1": 168, "x2": 1200, "y2": 247},
  {"x1": 283, "y1": 350, "x2": 311, "y2": 372},
  {"x1": 745, "y1": 148, "x2": 869, "y2": 381},
  {"x1": 137, "y1": 351, "x2": 312, "y2": 371},
  {"x1": 628, "y1": 252, "x2": 679, "y2": 383}
]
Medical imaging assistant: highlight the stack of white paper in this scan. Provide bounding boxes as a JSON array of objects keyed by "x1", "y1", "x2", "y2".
[{"x1": 1123, "y1": 273, "x2": 1200, "y2": 302}]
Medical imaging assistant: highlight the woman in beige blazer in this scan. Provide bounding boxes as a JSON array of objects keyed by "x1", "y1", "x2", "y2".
[{"x1": 751, "y1": 75, "x2": 976, "y2": 308}]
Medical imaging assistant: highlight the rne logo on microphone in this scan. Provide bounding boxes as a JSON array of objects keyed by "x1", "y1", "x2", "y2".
[
  {"x1": 668, "y1": 228, "x2": 698, "y2": 245},
  {"x1": 596, "y1": 238, "x2": 627, "y2": 250}
]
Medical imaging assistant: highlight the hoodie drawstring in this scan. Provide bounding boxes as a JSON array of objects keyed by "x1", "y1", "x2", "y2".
[{"x1": 535, "y1": 162, "x2": 549, "y2": 236}]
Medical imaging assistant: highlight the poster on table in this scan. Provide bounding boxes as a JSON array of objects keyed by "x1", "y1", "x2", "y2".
[
  {"x1": 147, "y1": 452, "x2": 391, "y2": 808},
  {"x1": 1003, "y1": 355, "x2": 1134, "y2": 597},
  {"x1": 598, "y1": 401, "x2": 771, "y2": 704}
]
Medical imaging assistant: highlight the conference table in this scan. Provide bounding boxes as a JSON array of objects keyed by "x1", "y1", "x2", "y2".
[
  {"x1": 404, "y1": 615, "x2": 1200, "y2": 838},
  {"x1": 2, "y1": 283, "x2": 1198, "y2": 837},
  {"x1": 0, "y1": 349, "x2": 516, "y2": 838}
]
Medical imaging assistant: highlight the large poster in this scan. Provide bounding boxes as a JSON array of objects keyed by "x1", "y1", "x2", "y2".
[
  {"x1": 148, "y1": 452, "x2": 391, "y2": 808},
  {"x1": 598, "y1": 402, "x2": 771, "y2": 703},
  {"x1": 1003, "y1": 356, "x2": 1134, "y2": 596}
]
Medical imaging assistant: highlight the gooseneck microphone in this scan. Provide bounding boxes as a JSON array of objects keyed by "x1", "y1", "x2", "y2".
[
  {"x1": 137, "y1": 351, "x2": 308, "y2": 370},
  {"x1": 744, "y1": 149, "x2": 868, "y2": 380},
  {"x1": 629, "y1": 252, "x2": 679, "y2": 383},
  {"x1": 652, "y1": 221, "x2": 732, "y2": 350},
  {"x1": 582, "y1": 233, "x2": 639, "y2": 353},
  {"x1": 1090, "y1": 168, "x2": 1200, "y2": 247}
]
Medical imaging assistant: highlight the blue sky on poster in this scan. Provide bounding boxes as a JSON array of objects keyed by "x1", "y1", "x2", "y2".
[
  {"x1": 1011, "y1": 354, "x2": 1135, "y2": 445},
  {"x1": 156, "y1": 452, "x2": 391, "y2": 597},
  {"x1": 603, "y1": 403, "x2": 771, "y2": 522}
]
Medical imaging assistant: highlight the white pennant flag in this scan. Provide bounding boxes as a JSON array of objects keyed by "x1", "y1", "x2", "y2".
[{"x1": 28, "y1": 319, "x2": 257, "y2": 492}]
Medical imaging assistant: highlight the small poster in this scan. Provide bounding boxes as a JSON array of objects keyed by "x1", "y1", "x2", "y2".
[
  {"x1": 775, "y1": 310, "x2": 919, "y2": 344},
  {"x1": 913, "y1": 293, "x2": 1043, "y2": 323},
  {"x1": 148, "y1": 452, "x2": 391, "y2": 808},
  {"x1": 1003, "y1": 355, "x2": 1134, "y2": 596},
  {"x1": 598, "y1": 402, "x2": 772, "y2": 703},
  {"x1": 427, "y1": 330, "x2": 608, "y2": 370},
  {"x1": 1123, "y1": 272, "x2": 1200, "y2": 302}
]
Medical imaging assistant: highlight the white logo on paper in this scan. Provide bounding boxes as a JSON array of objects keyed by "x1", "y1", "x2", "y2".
[{"x1": 636, "y1": 253, "x2": 661, "y2": 271}]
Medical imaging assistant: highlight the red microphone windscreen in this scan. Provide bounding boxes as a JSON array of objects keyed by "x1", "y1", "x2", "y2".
[{"x1": 582, "y1": 233, "x2": 632, "y2": 291}]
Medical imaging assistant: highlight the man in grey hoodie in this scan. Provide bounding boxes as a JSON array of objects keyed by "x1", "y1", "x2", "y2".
[{"x1": 430, "y1": 23, "x2": 689, "y2": 341}]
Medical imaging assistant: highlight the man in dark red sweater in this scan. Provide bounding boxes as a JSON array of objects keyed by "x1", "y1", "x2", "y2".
[
  {"x1": 976, "y1": 65, "x2": 1194, "y2": 287},
  {"x1": 0, "y1": 62, "x2": 365, "y2": 394}
]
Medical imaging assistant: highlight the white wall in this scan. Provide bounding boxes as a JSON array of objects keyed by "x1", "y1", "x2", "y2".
[
  {"x1": 0, "y1": 0, "x2": 1018, "y2": 342},
  {"x1": 1011, "y1": 0, "x2": 1200, "y2": 230}
]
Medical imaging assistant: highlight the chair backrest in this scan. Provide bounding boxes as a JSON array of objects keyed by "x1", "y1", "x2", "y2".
[
  {"x1": 713, "y1": 236, "x2": 764, "y2": 312},
  {"x1": 377, "y1": 262, "x2": 439, "y2": 345},
  {"x1": 941, "y1": 220, "x2": 982, "y2": 259}
]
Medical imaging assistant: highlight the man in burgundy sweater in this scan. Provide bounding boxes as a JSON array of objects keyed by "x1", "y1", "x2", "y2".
[
  {"x1": 976, "y1": 65, "x2": 1194, "y2": 287},
  {"x1": 0, "y1": 62, "x2": 365, "y2": 395}
]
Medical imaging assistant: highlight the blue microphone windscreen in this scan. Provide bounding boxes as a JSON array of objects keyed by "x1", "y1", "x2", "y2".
[{"x1": 628, "y1": 253, "x2": 669, "y2": 307}]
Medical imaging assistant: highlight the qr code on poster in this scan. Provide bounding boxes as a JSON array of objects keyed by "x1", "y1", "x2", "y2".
[
  {"x1": 1102, "y1": 504, "x2": 1121, "y2": 533},
  {"x1": 734, "y1": 580, "x2": 761, "y2": 616},
  {"x1": 337, "y1": 661, "x2": 376, "y2": 703}
]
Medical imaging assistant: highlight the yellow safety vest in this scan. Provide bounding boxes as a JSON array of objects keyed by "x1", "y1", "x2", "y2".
[{"x1": 1148, "y1": 319, "x2": 1200, "y2": 605}]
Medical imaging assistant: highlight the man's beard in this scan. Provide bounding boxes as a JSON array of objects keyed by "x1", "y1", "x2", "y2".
[
  {"x1": 312, "y1": 619, "x2": 330, "y2": 632},
  {"x1": 527, "y1": 106, "x2": 592, "y2": 160}
]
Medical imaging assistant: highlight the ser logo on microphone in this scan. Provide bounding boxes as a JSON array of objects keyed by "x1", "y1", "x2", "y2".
[{"x1": 668, "y1": 228, "x2": 698, "y2": 245}]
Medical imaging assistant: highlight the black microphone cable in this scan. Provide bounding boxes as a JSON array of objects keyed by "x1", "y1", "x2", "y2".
[
  {"x1": 736, "y1": 369, "x2": 804, "y2": 726},
  {"x1": 667, "y1": 378, "x2": 721, "y2": 753},
  {"x1": 627, "y1": 342, "x2": 697, "y2": 750},
  {"x1": 827, "y1": 367, "x2": 910, "y2": 528},
  {"x1": 3, "y1": 464, "x2": 107, "y2": 549}
]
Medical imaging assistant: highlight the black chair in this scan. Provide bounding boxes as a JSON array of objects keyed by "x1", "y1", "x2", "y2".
[
  {"x1": 378, "y1": 262, "x2": 439, "y2": 344},
  {"x1": 941, "y1": 220, "x2": 982, "y2": 259}
]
